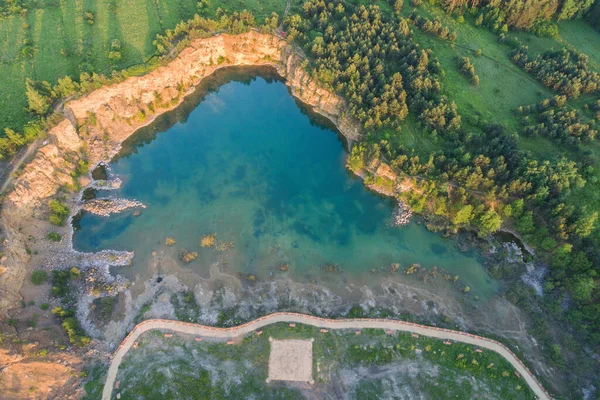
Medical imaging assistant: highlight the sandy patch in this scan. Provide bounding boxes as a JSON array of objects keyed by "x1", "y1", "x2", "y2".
[{"x1": 267, "y1": 338, "x2": 314, "y2": 384}]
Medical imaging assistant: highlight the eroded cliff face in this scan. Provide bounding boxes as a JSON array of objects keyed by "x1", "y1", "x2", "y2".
[
  {"x1": 0, "y1": 119, "x2": 84, "y2": 314},
  {"x1": 0, "y1": 31, "x2": 361, "y2": 315},
  {"x1": 66, "y1": 31, "x2": 360, "y2": 165}
]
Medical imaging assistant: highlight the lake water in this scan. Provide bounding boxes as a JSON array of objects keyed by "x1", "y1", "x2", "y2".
[{"x1": 73, "y1": 68, "x2": 496, "y2": 297}]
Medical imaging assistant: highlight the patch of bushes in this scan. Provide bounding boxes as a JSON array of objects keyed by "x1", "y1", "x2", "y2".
[
  {"x1": 31, "y1": 270, "x2": 48, "y2": 285},
  {"x1": 47, "y1": 232, "x2": 62, "y2": 242},
  {"x1": 458, "y1": 57, "x2": 479, "y2": 85},
  {"x1": 50, "y1": 269, "x2": 90, "y2": 346},
  {"x1": 511, "y1": 47, "x2": 600, "y2": 98},
  {"x1": 52, "y1": 307, "x2": 91, "y2": 346},
  {"x1": 49, "y1": 200, "x2": 69, "y2": 226},
  {"x1": 200, "y1": 233, "x2": 216, "y2": 247}
]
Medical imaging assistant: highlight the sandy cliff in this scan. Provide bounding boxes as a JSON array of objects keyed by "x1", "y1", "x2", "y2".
[
  {"x1": 66, "y1": 31, "x2": 359, "y2": 165},
  {"x1": 0, "y1": 31, "x2": 360, "y2": 315}
]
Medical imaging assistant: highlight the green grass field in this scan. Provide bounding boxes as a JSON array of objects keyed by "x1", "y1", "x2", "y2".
[{"x1": 0, "y1": 0, "x2": 301, "y2": 136}]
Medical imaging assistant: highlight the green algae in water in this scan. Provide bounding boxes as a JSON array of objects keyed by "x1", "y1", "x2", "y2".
[{"x1": 74, "y1": 68, "x2": 497, "y2": 296}]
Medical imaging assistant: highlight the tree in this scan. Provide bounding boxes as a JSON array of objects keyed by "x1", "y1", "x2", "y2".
[
  {"x1": 516, "y1": 211, "x2": 536, "y2": 234},
  {"x1": 394, "y1": 0, "x2": 403, "y2": 14},
  {"x1": 571, "y1": 210, "x2": 598, "y2": 238},
  {"x1": 26, "y1": 79, "x2": 52, "y2": 115},
  {"x1": 478, "y1": 209, "x2": 502, "y2": 237},
  {"x1": 197, "y1": 0, "x2": 210, "y2": 15},
  {"x1": 569, "y1": 275, "x2": 597, "y2": 302},
  {"x1": 557, "y1": 0, "x2": 595, "y2": 20},
  {"x1": 49, "y1": 200, "x2": 70, "y2": 226},
  {"x1": 452, "y1": 205, "x2": 473, "y2": 226}
]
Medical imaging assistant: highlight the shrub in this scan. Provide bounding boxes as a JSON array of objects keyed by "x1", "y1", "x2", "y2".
[
  {"x1": 84, "y1": 11, "x2": 95, "y2": 25},
  {"x1": 50, "y1": 270, "x2": 72, "y2": 297},
  {"x1": 49, "y1": 200, "x2": 69, "y2": 226},
  {"x1": 47, "y1": 232, "x2": 62, "y2": 242},
  {"x1": 31, "y1": 270, "x2": 48, "y2": 285},
  {"x1": 530, "y1": 19, "x2": 559, "y2": 39},
  {"x1": 40, "y1": 303, "x2": 50, "y2": 310}
]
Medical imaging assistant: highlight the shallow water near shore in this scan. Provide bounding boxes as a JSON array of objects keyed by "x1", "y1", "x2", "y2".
[{"x1": 74, "y1": 68, "x2": 497, "y2": 298}]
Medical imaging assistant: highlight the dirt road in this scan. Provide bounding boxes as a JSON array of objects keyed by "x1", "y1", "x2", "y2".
[{"x1": 102, "y1": 312, "x2": 551, "y2": 400}]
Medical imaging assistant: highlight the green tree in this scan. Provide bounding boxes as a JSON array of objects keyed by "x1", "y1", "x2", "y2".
[
  {"x1": 571, "y1": 210, "x2": 598, "y2": 238},
  {"x1": 557, "y1": 0, "x2": 595, "y2": 20},
  {"x1": 26, "y1": 79, "x2": 52, "y2": 116},
  {"x1": 452, "y1": 205, "x2": 473, "y2": 226},
  {"x1": 197, "y1": 0, "x2": 210, "y2": 14},
  {"x1": 516, "y1": 211, "x2": 536, "y2": 234},
  {"x1": 569, "y1": 275, "x2": 597, "y2": 301},
  {"x1": 49, "y1": 200, "x2": 70, "y2": 226},
  {"x1": 477, "y1": 209, "x2": 502, "y2": 237},
  {"x1": 394, "y1": 0, "x2": 403, "y2": 13}
]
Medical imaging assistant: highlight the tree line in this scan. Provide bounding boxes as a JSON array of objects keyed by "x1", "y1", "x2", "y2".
[
  {"x1": 517, "y1": 96, "x2": 598, "y2": 145},
  {"x1": 438, "y1": 0, "x2": 600, "y2": 33},
  {"x1": 511, "y1": 47, "x2": 600, "y2": 98}
]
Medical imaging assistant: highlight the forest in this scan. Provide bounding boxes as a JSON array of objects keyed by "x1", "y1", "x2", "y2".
[{"x1": 283, "y1": 0, "x2": 600, "y2": 355}]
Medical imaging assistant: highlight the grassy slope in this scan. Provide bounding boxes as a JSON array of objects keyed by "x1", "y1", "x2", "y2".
[
  {"x1": 509, "y1": 18, "x2": 600, "y2": 230},
  {"x1": 105, "y1": 323, "x2": 534, "y2": 400},
  {"x1": 400, "y1": 3, "x2": 554, "y2": 130},
  {"x1": 514, "y1": 19, "x2": 600, "y2": 70}
]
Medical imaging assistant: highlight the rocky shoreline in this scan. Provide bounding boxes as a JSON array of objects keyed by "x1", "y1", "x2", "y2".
[{"x1": 392, "y1": 201, "x2": 413, "y2": 226}]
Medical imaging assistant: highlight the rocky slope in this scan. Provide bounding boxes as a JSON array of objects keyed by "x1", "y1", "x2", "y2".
[
  {"x1": 0, "y1": 119, "x2": 85, "y2": 314},
  {"x1": 0, "y1": 31, "x2": 360, "y2": 316}
]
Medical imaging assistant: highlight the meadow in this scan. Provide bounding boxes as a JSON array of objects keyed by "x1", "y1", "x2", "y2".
[{"x1": 0, "y1": 0, "x2": 300, "y2": 136}]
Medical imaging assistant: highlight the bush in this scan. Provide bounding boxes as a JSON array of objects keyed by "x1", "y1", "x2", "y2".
[
  {"x1": 31, "y1": 270, "x2": 48, "y2": 285},
  {"x1": 47, "y1": 232, "x2": 62, "y2": 242},
  {"x1": 49, "y1": 200, "x2": 69, "y2": 226},
  {"x1": 40, "y1": 303, "x2": 50, "y2": 310},
  {"x1": 530, "y1": 19, "x2": 559, "y2": 39},
  {"x1": 50, "y1": 270, "x2": 72, "y2": 297}
]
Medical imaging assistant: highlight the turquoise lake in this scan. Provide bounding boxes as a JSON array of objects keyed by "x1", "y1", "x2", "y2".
[{"x1": 73, "y1": 68, "x2": 496, "y2": 296}]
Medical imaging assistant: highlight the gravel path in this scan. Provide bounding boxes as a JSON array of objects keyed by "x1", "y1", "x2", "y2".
[{"x1": 102, "y1": 312, "x2": 551, "y2": 400}]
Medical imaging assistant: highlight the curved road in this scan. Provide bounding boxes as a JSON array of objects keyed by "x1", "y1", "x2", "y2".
[{"x1": 102, "y1": 312, "x2": 551, "y2": 400}]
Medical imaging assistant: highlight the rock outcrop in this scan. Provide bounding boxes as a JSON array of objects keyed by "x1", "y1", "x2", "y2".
[{"x1": 0, "y1": 31, "x2": 361, "y2": 315}]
